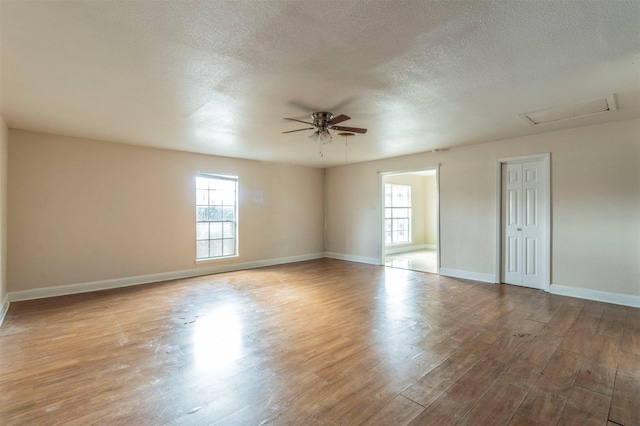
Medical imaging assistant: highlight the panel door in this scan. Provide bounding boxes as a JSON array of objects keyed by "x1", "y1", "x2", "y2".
[
  {"x1": 502, "y1": 160, "x2": 546, "y2": 290},
  {"x1": 502, "y1": 163, "x2": 523, "y2": 285}
]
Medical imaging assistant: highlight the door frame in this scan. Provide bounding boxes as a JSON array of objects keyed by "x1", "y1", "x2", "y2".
[
  {"x1": 494, "y1": 153, "x2": 551, "y2": 291},
  {"x1": 379, "y1": 165, "x2": 440, "y2": 273}
]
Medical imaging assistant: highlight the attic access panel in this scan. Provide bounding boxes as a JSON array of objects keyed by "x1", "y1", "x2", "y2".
[{"x1": 520, "y1": 95, "x2": 617, "y2": 125}]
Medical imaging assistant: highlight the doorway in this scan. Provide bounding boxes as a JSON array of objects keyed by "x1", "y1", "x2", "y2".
[
  {"x1": 381, "y1": 168, "x2": 439, "y2": 274},
  {"x1": 495, "y1": 154, "x2": 550, "y2": 291}
]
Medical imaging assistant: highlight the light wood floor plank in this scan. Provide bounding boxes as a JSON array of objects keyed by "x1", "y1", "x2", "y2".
[
  {"x1": 575, "y1": 358, "x2": 617, "y2": 396},
  {"x1": 533, "y1": 348, "x2": 583, "y2": 398},
  {"x1": 407, "y1": 357, "x2": 506, "y2": 425},
  {"x1": 557, "y1": 385, "x2": 611, "y2": 426},
  {"x1": 361, "y1": 395, "x2": 424, "y2": 426},
  {"x1": 457, "y1": 381, "x2": 528, "y2": 425},
  {"x1": 514, "y1": 387, "x2": 567, "y2": 425},
  {"x1": 609, "y1": 369, "x2": 640, "y2": 426}
]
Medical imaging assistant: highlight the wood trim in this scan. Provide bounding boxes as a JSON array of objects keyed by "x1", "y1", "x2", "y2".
[
  {"x1": 550, "y1": 284, "x2": 640, "y2": 308},
  {"x1": 385, "y1": 243, "x2": 436, "y2": 255},
  {"x1": 0, "y1": 296, "x2": 9, "y2": 327},
  {"x1": 7, "y1": 252, "x2": 325, "y2": 302},
  {"x1": 6, "y1": 255, "x2": 639, "y2": 310},
  {"x1": 439, "y1": 268, "x2": 495, "y2": 283},
  {"x1": 324, "y1": 252, "x2": 380, "y2": 265}
]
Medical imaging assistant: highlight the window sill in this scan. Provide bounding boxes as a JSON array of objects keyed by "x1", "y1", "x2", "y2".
[
  {"x1": 385, "y1": 242, "x2": 413, "y2": 247},
  {"x1": 195, "y1": 254, "x2": 240, "y2": 264}
]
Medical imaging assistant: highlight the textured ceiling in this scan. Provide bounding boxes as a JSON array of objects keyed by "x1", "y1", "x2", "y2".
[{"x1": 1, "y1": 0, "x2": 639, "y2": 167}]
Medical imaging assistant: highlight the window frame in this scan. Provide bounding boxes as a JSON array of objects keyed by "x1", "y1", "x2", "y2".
[
  {"x1": 385, "y1": 183, "x2": 412, "y2": 245},
  {"x1": 195, "y1": 173, "x2": 239, "y2": 261}
]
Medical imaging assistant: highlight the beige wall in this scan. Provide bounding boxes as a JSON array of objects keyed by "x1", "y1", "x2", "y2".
[
  {"x1": 0, "y1": 118, "x2": 7, "y2": 308},
  {"x1": 326, "y1": 119, "x2": 640, "y2": 297},
  {"x1": 8, "y1": 130, "x2": 324, "y2": 292},
  {"x1": 5, "y1": 119, "x2": 640, "y2": 300},
  {"x1": 424, "y1": 175, "x2": 437, "y2": 246}
]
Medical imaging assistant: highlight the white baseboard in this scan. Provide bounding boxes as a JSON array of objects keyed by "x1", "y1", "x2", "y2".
[
  {"x1": 5, "y1": 253, "x2": 639, "y2": 323},
  {"x1": 8, "y1": 252, "x2": 325, "y2": 302},
  {"x1": 550, "y1": 284, "x2": 640, "y2": 308},
  {"x1": 439, "y1": 268, "x2": 495, "y2": 283},
  {"x1": 324, "y1": 252, "x2": 380, "y2": 266},
  {"x1": 0, "y1": 295, "x2": 9, "y2": 327},
  {"x1": 385, "y1": 244, "x2": 436, "y2": 255}
]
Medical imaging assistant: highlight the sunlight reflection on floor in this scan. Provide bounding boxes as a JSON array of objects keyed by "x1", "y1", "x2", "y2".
[
  {"x1": 193, "y1": 304, "x2": 243, "y2": 372},
  {"x1": 385, "y1": 249, "x2": 437, "y2": 274}
]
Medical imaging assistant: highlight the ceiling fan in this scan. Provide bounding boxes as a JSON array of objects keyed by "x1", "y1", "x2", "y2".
[{"x1": 282, "y1": 112, "x2": 367, "y2": 144}]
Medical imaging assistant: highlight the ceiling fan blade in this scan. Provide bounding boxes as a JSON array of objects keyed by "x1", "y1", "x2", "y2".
[
  {"x1": 284, "y1": 117, "x2": 315, "y2": 126},
  {"x1": 282, "y1": 127, "x2": 314, "y2": 134},
  {"x1": 328, "y1": 114, "x2": 350, "y2": 125},
  {"x1": 330, "y1": 125, "x2": 367, "y2": 134}
]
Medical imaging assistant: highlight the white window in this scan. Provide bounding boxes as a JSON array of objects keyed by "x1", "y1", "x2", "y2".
[
  {"x1": 385, "y1": 183, "x2": 411, "y2": 245},
  {"x1": 196, "y1": 174, "x2": 238, "y2": 260}
]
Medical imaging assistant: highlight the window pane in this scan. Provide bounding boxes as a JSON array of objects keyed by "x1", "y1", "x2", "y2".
[
  {"x1": 223, "y1": 206, "x2": 235, "y2": 221},
  {"x1": 196, "y1": 189, "x2": 208, "y2": 205},
  {"x1": 211, "y1": 206, "x2": 223, "y2": 221},
  {"x1": 223, "y1": 238, "x2": 236, "y2": 255},
  {"x1": 211, "y1": 189, "x2": 223, "y2": 205},
  {"x1": 392, "y1": 208, "x2": 407, "y2": 218},
  {"x1": 221, "y1": 180, "x2": 235, "y2": 192},
  {"x1": 210, "y1": 239, "x2": 223, "y2": 257},
  {"x1": 223, "y1": 222, "x2": 234, "y2": 237},
  {"x1": 210, "y1": 222, "x2": 223, "y2": 239},
  {"x1": 209, "y1": 179, "x2": 221, "y2": 191},
  {"x1": 401, "y1": 185, "x2": 409, "y2": 199},
  {"x1": 386, "y1": 184, "x2": 412, "y2": 207},
  {"x1": 196, "y1": 207, "x2": 208, "y2": 221},
  {"x1": 222, "y1": 189, "x2": 236, "y2": 205},
  {"x1": 196, "y1": 222, "x2": 209, "y2": 240},
  {"x1": 197, "y1": 241, "x2": 209, "y2": 258}
]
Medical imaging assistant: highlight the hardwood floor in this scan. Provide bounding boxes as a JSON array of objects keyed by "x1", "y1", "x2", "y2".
[
  {"x1": 1, "y1": 259, "x2": 638, "y2": 425},
  {"x1": 384, "y1": 249, "x2": 437, "y2": 274}
]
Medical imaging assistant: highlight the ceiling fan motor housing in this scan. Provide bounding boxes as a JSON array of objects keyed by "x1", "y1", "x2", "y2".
[
  {"x1": 312, "y1": 112, "x2": 333, "y2": 130},
  {"x1": 282, "y1": 112, "x2": 366, "y2": 137}
]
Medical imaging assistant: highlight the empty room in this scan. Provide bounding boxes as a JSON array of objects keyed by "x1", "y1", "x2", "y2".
[{"x1": 1, "y1": 1, "x2": 639, "y2": 425}]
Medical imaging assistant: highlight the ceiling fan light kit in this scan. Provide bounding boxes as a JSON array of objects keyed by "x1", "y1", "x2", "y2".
[
  {"x1": 308, "y1": 129, "x2": 332, "y2": 144},
  {"x1": 283, "y1": 111, "x2": 367, "y2": 157}
]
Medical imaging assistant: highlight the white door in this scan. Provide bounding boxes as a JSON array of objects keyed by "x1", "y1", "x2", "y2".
[{"x1": 501, "y1": 160, "x2": 547, "y2": 289}]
